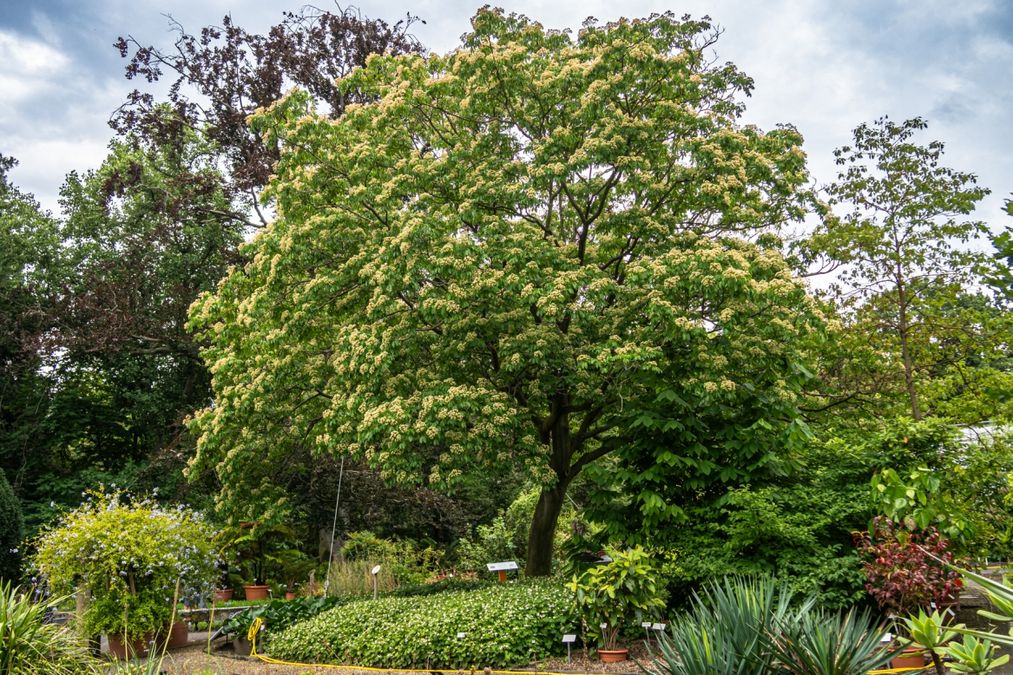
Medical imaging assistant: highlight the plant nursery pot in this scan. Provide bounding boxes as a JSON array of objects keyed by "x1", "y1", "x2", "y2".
[
  {"x1": 107, "y1": 633, "x2": 150, "y2": 659},
  {"x1": 598, "y1": 648, "x2": 629, "y2": 663},
  {"x1": 891, "y1": 648, "x2": 928, "y2": 670},
  {"x1": 285, "y1": 591, "x2": 296, "y2": 600},
  {"x1": 243, "y1": 584, "x2": 270, "y2": 600},
  {"x1": 166, "y1": 620, "x2": 189, "y2": 649},
  {"x1": 213, "y1": 588, "x2": 234, "y2": 603},
  {"x1": 234, "y1": 635, "x2": 254, "y2": 656}
]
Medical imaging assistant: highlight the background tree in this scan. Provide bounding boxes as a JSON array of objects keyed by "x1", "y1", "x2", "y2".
[
  {"x1": 0, "y1": 7, "x2": 428, "y2": 538},
  {"x1": 809, "y1": 117, "x2": 991, "y2": 420},
  {"x1": 987, "y1": 194, "x2": 1012, "y2": 305},
  {"x1": 189, "y1": 9, "x2": 822, "y2": 575},
  {"x1": 0, "y1": 156, "x2": 62, "y2": 493}
]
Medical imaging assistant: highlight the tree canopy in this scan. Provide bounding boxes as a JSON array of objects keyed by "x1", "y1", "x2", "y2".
[{"x1": 189, "y1": 9, "x2": 824, "y2": 574}]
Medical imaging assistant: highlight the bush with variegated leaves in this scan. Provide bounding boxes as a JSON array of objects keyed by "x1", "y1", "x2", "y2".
[{"x1": 267, "y1": 579, "x2": 576, "y2": 667}]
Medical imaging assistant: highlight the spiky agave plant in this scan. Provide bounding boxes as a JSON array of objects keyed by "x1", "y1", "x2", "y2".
[
  {"x1": 0, "y1": 581, "x2": 98, "y2": 674},
  {"x1": 762, "y1": 606, "x2": 897, "y2": 675}
]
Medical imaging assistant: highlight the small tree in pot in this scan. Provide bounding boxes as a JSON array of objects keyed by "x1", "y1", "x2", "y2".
[
  {"x1": 34, "y1": 490, "x2": 217, "y2": 656},
  {"x1": 569, "y1": 546, "x2": 665, "y2": 662}
]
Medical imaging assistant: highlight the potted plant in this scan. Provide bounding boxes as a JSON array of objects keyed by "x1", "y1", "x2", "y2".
[
  {"x1": 213, "y1": 587, "x2": 234, "y2": 603},
  {"x1": 211, "y1": 554, "x2": 236, "y2": 603},
  {"x1": 33, "y1": 490, "x2": 218, "y2": 658},
  {"x1": 273, "y1": 548, "x2": 314, "y2": 601},
  {"x1": 569, "y1": 545, "x2": 665, "y2": 662},
  {"x1": 225, "y1": 520, "x2": 300, "y2": 601},
  {"x1": 855, "y1": 515, "x2": 963, "y2": 669}
]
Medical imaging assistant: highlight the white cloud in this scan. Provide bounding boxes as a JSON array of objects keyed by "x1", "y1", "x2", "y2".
[
  {"x1": 973, "y1": 34, "x2": 1013, "y2": 61},
  {"x1": 0, "y1": 30, "x2": 68, "y2": 113},
  {"x1": 30, "y1": 10, "x2": 60, "y2": 45},
  {"x1": 0, "y1": 30, "x2": 66, "y2": 74}
]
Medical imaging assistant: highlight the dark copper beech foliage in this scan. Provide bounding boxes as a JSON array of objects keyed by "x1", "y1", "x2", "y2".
[{"x1": 111, "y1": 4, "x2": 423, "y2": 225}]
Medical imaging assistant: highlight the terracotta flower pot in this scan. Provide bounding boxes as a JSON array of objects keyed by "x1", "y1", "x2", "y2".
[
  {"x1": 107, "y1": 633, "x2": 151, "y2": 659},
  {"x1": 285, "y1": 591, "x2": 296, "y2": 600},
  {"x1": 598, "y1": 648, "x2": 629, "y2": 663},
  {"x1": 243, "y1": 584, "x2": 270, "y2": 601},
  {"x1": 213, "y1": 588, "x2": 234, "y2": 603},
  {"x1": 891, "y1": 647, "x2": 927, "y2": 669},
  {"x1": 166, "y1": 620, "x2": 189, "y2": 649}
]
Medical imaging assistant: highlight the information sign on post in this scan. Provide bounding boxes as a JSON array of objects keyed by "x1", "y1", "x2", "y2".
[
  {"x1": 562, "y1": 634, "x2": 576, "y2": 662},
  {"x1": 486, "y1": 561, "x2": 519, "y2": 583}
]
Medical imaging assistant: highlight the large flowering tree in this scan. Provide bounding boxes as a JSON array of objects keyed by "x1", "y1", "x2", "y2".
[{"x1": 188, "y1": 9, "x2": 823, "y2": 574}]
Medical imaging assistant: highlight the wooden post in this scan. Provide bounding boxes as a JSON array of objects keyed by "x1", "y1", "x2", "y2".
[{"x1": 497, "y1": 570, "x2": 507, "y2": 583}]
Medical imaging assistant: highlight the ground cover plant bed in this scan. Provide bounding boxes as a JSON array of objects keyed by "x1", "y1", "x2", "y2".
[{"x1": 267, "y1": 579, "x2": 577, "y2": 668}]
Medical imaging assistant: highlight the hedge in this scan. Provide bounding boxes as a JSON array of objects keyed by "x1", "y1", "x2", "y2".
[{"x1": 267, "y1": 579, "x2": 576, "y2": 668}]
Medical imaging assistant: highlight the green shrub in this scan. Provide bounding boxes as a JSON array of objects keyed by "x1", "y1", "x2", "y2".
[
  {"x1": 0, "y1": 470, "x2": 23, "y2": 581},
  {"x1": 0, "y1": 581, "x2": 98, "y2": 674},
  {"x1": 328, "y1": 531, "x2": 442, "y2": 594},
  {"x1": 453, "y1": 516, "x2": 517, "y2": 573},
  {"x1": 34, "y1": 490, "x2": 218, "y2": 642},
  {"x1": 392, "y1": 576, "x2": 490, "y2": 597},
  {"x1": 268, "y1": 579, "x2": 576, "y2": 667}
]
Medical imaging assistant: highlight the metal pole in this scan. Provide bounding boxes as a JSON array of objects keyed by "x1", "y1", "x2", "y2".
[{"x1": 323, "y1": 455, "x2": 345, "y2": 596}]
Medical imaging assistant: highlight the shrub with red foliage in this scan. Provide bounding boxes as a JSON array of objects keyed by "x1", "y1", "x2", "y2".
[{"x1": 854, "y1": 516, "x2": 962, "y2": 615}]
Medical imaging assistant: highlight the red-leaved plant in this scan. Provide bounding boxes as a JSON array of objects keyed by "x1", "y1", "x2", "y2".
[{"x1": 854, "y1": 515, "x2": 962, "y2": 616}]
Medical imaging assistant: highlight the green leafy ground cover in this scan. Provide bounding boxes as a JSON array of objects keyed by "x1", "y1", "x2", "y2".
[{"x1": 267, "y1": 579, "x2": 576, "y2": 668}]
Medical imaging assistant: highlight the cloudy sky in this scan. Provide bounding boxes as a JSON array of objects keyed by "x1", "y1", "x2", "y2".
[{"x1": 1, "y1": 0, "x2": 1011, "y2": 233}]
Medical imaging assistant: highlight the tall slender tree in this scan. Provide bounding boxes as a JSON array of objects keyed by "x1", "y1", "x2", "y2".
[{"x1": 811, "y1": 117, "x2": 991, "y2": 420}]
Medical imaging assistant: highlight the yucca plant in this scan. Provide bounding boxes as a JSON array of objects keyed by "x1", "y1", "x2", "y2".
[
  {"x1": 644, "y1": 576, "x2": 801, "y2": 675},
  {"x1": 763, "y1": 607, "x2": 897, "y2": 675},
  {"x1": 0, "y1": 581, "x2": 97, "y2": 674},
  {"x1": 954, "y1": 566, "x2": 1013, "y2": 644},
  {"x1": 645, "y1": 576, "x2": 896, "y2": 675}
]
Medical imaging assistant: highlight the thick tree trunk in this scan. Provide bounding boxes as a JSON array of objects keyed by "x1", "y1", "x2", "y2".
[
  {"x1": 525, "y1": 484, "x2": 566, "y2": 576},
  {"x1": 525, "y1": 399, "x2": 573, "y2": 576}
]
